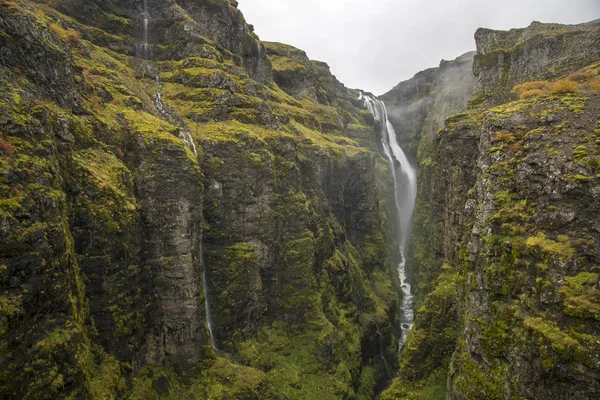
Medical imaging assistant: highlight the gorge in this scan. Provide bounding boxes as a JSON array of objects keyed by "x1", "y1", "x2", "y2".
[{"x1": 0, "y1": 1, "x2": 599, "y2": 399}]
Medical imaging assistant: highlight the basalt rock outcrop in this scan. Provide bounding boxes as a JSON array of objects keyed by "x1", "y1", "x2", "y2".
[
  {"x1": 382, "y1": 19, "x2": 600, "y2": 400},
  {"x1": 0, "y1": 1, "x2": 400, "y2": 398}
]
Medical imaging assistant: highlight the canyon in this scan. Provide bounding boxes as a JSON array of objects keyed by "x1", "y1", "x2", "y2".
[{"x1": 0, "y1": 1, "x2": 599, "y2": 399}]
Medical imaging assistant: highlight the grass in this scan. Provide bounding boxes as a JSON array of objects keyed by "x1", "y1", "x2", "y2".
[
  {"x1": 512, "y1": 79, "x2": 579, "y2": 99},
  {"x1": 49, "y1": 22, "x2": 82, "y2": 45}
]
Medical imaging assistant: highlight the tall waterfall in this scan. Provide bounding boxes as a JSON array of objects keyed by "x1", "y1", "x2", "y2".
[{"x1": 360, "y1": 93, "x2": 417, "y2": 351}]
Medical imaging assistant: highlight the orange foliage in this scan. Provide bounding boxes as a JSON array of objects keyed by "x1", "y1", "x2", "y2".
[
  {"x1": 115, "y1": 147, "x2": 125, "y2": 159},
  {"x1": 491, "y1": 130, "x2": 518, "y2": 144},
  {"x1": 550, "y1": 79, "x2": 579, "y2": 94},
  {"x1": 0, "y1": 1, "x2": 27, "y2": 12},
  {"x1": 588, "y1": 76, "x2": 600, "y2": 92},
  {"x1": 0, "y1": 137, "x2": 15, "y2": 154},
  {"x1": 512, "y1": 81, "x2": 551, "y2": 99},
  {"x1": 520, "y1": 89, "x2": 544, "y2": 99},
  {"x1": 567, "y1": 72, "x2": 591, "y2": 83}
]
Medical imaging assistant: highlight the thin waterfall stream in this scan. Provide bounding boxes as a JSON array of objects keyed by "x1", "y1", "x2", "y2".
[
  {"x1": 360, "y1": 93, "x2": 417, "y2": 352},
  {"x1": 137, "y1": 0, "x2": 214, "y2": 350},
  {"x1": 202, "y1": 245, "x2": 218, "y2": 350},
  {"x1": 154, "y1": 75, "x2": 198, "y2": 156},
  {"x1": 139, "y1": 0, "x2": 150, "y2": 58}
]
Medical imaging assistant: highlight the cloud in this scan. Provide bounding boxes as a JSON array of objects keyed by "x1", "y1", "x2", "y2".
[{"x1": 239, "y1": 0, "x2": 600, "y2": 95}]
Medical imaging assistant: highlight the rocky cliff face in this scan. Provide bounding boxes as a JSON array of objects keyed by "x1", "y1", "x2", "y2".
[
  {"x1": 2, "y1": 2, "x2": 599, "y2": 399},
  {"x1": 0, "y1": 1, "x2": 400, "y2": 398},
  {"x1": 382, "y1": 20, "x2": 600, "y2": 399}
]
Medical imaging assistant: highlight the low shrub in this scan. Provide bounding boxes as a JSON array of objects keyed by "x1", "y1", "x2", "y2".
[
  {"x1": 512, "y1": 81, "x2": 551, "y2": 99},
  {"x1": 513, "y1": 78, "x2": 583, "y2": 98},
  {"x1": 520, "y1": 89, "x2": 544, "y2": 99},
  {"x1": 588, "y1": 76, "x2": 600, "y2": 92},
  {"x1": 567, "y1": 72, "x2": 591, "y2": 83},
  {"x1": 550, "y1": 79, "x2": 579, "y2": 94}
]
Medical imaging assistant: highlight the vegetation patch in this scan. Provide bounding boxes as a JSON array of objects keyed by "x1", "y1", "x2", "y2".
[
  {"x1": 559, "y1": 272, "x2": 600, "y2": 320},
  {"x1": 525, "y1": 232, "x2": 574, "y2": 261},
  {"x1": 49, "y1": 22, "x2": 82, "y2": 45}
]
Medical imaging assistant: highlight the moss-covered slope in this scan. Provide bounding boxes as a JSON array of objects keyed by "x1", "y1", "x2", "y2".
[
  {"x1": 0, "y1": 1, "x2": 401, "y2": 398},
  {"x1": 382, "y1": 19, "x2": 600, "y2": 400}
]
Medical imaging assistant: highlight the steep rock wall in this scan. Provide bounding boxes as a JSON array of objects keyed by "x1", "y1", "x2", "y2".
[
  {"x1": 383, "y1": 20, "x2": 600, "y2": 400},
  {"x1": 0, "y1": 1, "x2": 400, "y2": 398}
]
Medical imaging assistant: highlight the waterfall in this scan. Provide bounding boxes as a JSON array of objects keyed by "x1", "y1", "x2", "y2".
[
  {"x1": 360, "y1": 93, "x2": 417, "y2": 352},
  {"x1": 137, "y1": 0, "x2": 151, "y2": 58},
  {"x1": 154, "y1": 75, "x2": 198, "y2": 155},
  {"x1": 139, "y1": 4, "x2": 208, "y2": 346},
  {"x1": 179, "y1": 131, "x2": 198, "y2": 156},
  {"x1": 202, "y1": 248, "x2": 218, "y2": 350}
]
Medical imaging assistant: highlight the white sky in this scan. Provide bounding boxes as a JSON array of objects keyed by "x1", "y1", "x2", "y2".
[{"x1": 239, "y1": 0, "x2": 600, "y2": 95}]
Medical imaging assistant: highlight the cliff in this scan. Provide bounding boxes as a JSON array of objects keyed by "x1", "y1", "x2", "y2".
[
  {"x1": 2, "y1": 1, "x2": 600, "y2": 399},
  {"x1": 382, "y1": 19, "x2": 600, "y2": 399},
  {"x1": 0, "y1": 1, "x2": 400, "y2": 398}
]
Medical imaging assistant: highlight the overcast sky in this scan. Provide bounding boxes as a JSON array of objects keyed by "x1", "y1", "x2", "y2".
[{"x1": 239, "y1": 0, "x2": 600, "y2": 95}]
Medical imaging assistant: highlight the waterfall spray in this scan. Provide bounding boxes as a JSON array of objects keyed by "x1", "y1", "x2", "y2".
[{"x1": 360, "y1": 93, "x2": 417, "y2": 352}]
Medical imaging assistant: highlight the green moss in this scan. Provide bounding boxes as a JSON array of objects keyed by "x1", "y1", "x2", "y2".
[
  {"x1": 381, "y1": 368, "x2": 447, "y2": 400},
  {"x1": 71, "y1": 149, "x2": 135, "y2": 201},
  {"x1": 559, "y1": 94, "x2": 586, "y2": 114},
  {"x1": 559, "y1": 272, "x2": 600, "y2": 320},
  {"x1": 524, "y1": 127, "x2": 548, "y2": 138},
  {"x1": 468, "y1": 90, "x2": 487, "y2": 108},
  {"x1": 0, "y1": 197, "x2": 22, "y2": 217},
  {"x1": 547, "y1": 148, "x2": 560, "y2": 157},
  {"x1": 573, "y1": 145, "x2": 589, "y2": 160},
  {"x1": 444, "y1": 110, "x2": 483, "y2": 132},
  {"x1": 269, "y1": 55, "x2": 309, "y2": 73},
  {"x1": 451, "y1": 345, "x2": 507, "y2": 400},
  {"x1": 0, "y1": 295, "x2": 22, "y2": 336},
  {"x1": 78, "y1": 345, "x2": 124, "y2": 399},
  {"x1": 487, "y1": 97, "x2": 539, "y2": 120},
  {"x1": 237, "y1": 321, "x2": 359, "y2": 400},
  {"x1": 488, "y1": 191, "x2": 532, "y2": 225},
  {"x1": 523, "y1": 317, "x2": 581, "y2": 353},
  {"x1": 190, "y1": 358, "x2": 268, "y2": 400}
]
